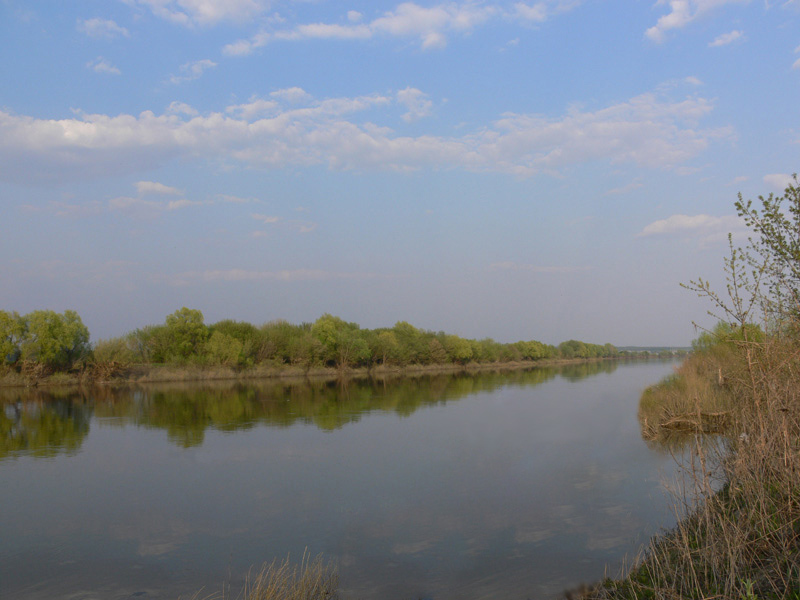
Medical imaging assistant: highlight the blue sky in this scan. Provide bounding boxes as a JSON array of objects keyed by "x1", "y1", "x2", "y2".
[{"x1": 1, "y1": 0, "x2": 798, "y2": 346}]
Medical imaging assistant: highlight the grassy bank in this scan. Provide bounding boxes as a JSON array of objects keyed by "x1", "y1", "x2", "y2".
[{"x1": 580, "y1": 329, "x2": 800, "y2": 599}]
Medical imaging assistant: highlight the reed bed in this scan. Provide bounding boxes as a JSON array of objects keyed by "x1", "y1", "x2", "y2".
[{"x1": 586, "y1": 333, "x2": 800, "y2": 599}]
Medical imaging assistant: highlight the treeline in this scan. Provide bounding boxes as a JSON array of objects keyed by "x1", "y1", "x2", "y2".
[{"x1": 0, "y1": 307, "x2": 623, "y2": 373}]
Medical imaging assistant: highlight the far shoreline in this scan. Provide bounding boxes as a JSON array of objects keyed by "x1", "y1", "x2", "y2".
[{"x1": 0, "y1": 355, "x2": 668, "y2": 390}]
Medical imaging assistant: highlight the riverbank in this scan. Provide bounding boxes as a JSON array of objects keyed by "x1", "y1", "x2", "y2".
[
  {"x1": 576, "y1": 334, "x2": 800, "y2": 599},
  {"x1": 0, "y1": 356, "x2": 645, "y2": 389}
]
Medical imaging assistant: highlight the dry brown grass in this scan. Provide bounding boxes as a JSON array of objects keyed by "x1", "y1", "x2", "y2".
[
  {"x1": 588, "y1": 334, "x2": 800, "y2": 600},
  {"x1": 185, "y1": 553, "x2": 338, "y2": 600}
]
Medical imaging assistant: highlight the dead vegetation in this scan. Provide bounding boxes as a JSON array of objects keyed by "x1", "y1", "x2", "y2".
[{"x1": 184, "y1": 553, "x2": 339, "y2": 600}]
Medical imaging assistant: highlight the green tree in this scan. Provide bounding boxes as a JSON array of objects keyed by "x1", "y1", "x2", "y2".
[
  {"x1": 210, "y1": 319, "x2": 261, "y2": 365},
  {"x1": 20, "y1": 309, "x2": 90, "y2": 369},
  {"x1": 311, "y1": 314, "x2": 370, "y2": 368},
  {"x1": 558, "y1": 339, "x2": 587, "y2": 359},
  {"x1": 392, "y1": 321, "x2": 427, "y2": 364},
  {"x1": 371, "y1": 330, "x2": 400, "y2": 365},
  {"x1": 205, "y1": 331, "x2": 245, "y2": 366},
  {"x1": 735, "y1": 174, "x2": 800, "y2": 311},
  {"x1": 0, "y1": 310, "x2": 26, "y2": 365},
  {"x1": 163, "y1": 307, "x2": 208, "y2": 361},
  {"x1": 443, "y1": 334, "x2": 473, "y2": 364}
]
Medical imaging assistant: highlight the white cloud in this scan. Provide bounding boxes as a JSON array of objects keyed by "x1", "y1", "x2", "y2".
[
  {"x1": 793, "y1": 57, "x2": 800, "y2": 70},
  {"x1": 514, "y1": 2, "x2": 548, "y2": 22},
  {"x1": 165, "y1": 198, "x2": 201, "y2": 210},
  {"x1": 226, "y1": 98, "x2": 279, "y2": 120},
  {"x1": 127, "y1": 0, "x2": 266, "y2": 27},
  {"x1": 86, "y1": 57, "x2": 121, "y2": 75},
  {"x1": 252, "y1": 213, "x2": 280, "y2": 224},
  {"x1": 169, "y1": 59, "x2": 217, "y2": 84},
  {"x1": 136, "y1": 181, "x2": 183, "y2": 195},
  {"x1": 109, "y1": 195, "x2": 201, "y2": 215},
  {"x1": 684, "y1": 76, "x2": 703, "y2": 85},
  {"x1": 223, "y1": 1, "x2": 577, "y2": 55},
  {"x1": 371, "y1": 2, "x2": 497, "y2": 48},
  {"x1": 646, "y1": 0, "x2": 749, "y2": 43},
  {"x1": 763, "y1": 173, "x2": 795, "y2": 190},
  {"x1": 709, "y1": 29, "x2": 743, "y2": 46},
  {"x1": 166, "y1": 101, "x2": 199, "y2": 116},
  {"x1": 637, "y1": 213, "x2": 743, "y2": 237},
  {"x1": 728, "y1": 175, "x2": 748, "y2": 185},
  {"x1": 0, "y1": 88, "x2": 731, "y2": 184},
  {"x1": 270, "y1": 87, "x2": 313, "y2": 103},
  {"x1": 77, "y1": 18, "x2": 130, "y2": 39},
  {"x1": 397, "y1": 87, "x2": 434, "y2": 122},
  {"x1": 107, "y1": 181, "x2": 199, "y2": 217}
]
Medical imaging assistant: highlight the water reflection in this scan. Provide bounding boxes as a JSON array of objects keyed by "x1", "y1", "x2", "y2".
[
  {"x1": 1, "y1": 396, "x2": 91, "y2": 459},
  {"x1": 0, "y1": 361, "x2": 679, "y2": 600},
  {"x1": 0, "y1": 363, "x2": 625, "y2": 456}
]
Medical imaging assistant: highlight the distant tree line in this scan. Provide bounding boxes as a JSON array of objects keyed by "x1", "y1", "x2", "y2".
[{"x1": 0, "y1": 307, "x2": 624, "y2": 372}]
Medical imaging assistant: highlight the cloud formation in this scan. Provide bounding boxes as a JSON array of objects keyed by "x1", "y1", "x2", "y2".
[
  {"x1": 223, "y1": 0, "x2": 578, "y2": 55},
  {"x1": 397, "y1": 87, "x2": 434, "y2": 122},
  {"x1": 646, "y1": 0, "x2": 749, "y2": 43},
  {"x1": 763, "y1": 173, "x2": 795, "y2": 191},
  {"x1": 169, "y1": 59, "x2": 217, "y2": 84},
  {"x1": 78, "y1": 18, "x2": 130, "y2": 39},
  {"x1": 637, "y1": 213, "x2": 743, "y2": 239},
  {"x1": 86, "y1": 57, "x2": 121, "y2": 75},
  {"x1": 709, "y1": 29, "x2": 743, "y2": 47},
  {"x1": 127, "y1": 0, "x2": 266, "y2": 27},
  {"x1": 136, "y1": 181, "x2": 183, "y2": 195},
  {"x1": 0, "y1": 88, "x2": 731, "y2": 184}
]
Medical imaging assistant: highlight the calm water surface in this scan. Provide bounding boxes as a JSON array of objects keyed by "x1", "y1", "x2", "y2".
[{"x1": 0, "y1": 360, "x2": 680, "y2": 600}]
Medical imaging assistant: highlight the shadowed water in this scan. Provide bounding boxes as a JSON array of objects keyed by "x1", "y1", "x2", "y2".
[{"x1": 0, "y1": 360, "x2": 679, "y2": 600}]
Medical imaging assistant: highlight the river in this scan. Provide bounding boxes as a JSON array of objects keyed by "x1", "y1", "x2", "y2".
[{"x1": 0, "y1": 359, "x2": 680, "y2": 600}]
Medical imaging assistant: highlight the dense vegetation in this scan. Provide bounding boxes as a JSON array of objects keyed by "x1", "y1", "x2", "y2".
[
  {"x1": 581, "y1": 176, "x2": 800, "y2": 600},
  {"x1": 1, "y1": 307, "x2": 624, "y2": 379}
]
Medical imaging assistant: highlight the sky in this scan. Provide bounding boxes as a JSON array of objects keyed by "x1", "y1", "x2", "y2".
[{"x1": 1, "y1": 0, "x2": 799, "y2": 347}]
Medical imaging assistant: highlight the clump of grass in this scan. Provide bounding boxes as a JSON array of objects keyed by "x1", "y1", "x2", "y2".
[
  {"x1": 186, "y1": 553, "x2": 339, "y2": 600},
  {"x1": 243, "y1": 554, "x2": 338, "y2": 600}
]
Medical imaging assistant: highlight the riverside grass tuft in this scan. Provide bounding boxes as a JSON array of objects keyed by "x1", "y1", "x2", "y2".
[
  {"x1": 186, "y1": 553, "x2": 339, "y2": 600},
  {"x1": 581, "y1": 321, "x2": 800, "y2": 599}
]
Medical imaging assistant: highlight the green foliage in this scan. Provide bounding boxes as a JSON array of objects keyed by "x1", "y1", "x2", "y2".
[
  {"x1": 0, "y1": 398, "x2": 91, "y2": 459},
  {"x1": 691, "y1": 321, "x2": 765, "y2": 354},
  {"x1": 126, "y1": 325, "x2": 165, "y2": 363},
  {"x1": 0, "y1": 310, "x2": 25, "y2": 365},
  {"x1": 1, "y1": 307, "x2": 620, "y2": 372},
  {"x1": 205, "y1": 330, "x2": 245, "y2": 366},
  {"x1": 162, "y1": 307, "x2": 208, "y2": 362},
  {"x1": 92, "y1": 336, "x2": 136, "y2": 364},
  {"x1": 19, "y1": 309, "x2": 90, "y2": 369},
  {"x1": 391, "y1": 321, "x2": 427, "y2": 364},
  {"x1": 371, "y1": 330, "x2": 400, "y2": 365},
  {"x1": 442, "y1": 334, "x2": 473, "y2": 364},
  {"x1": 736, "y1": 174, "x2": 800, "y2": 311},
  {"x1": 209, "y1": 319, "x2": 261, "y2": 365},
  {"x1": 311, "y1": 314, "x2": 370, "y2": 368}
]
